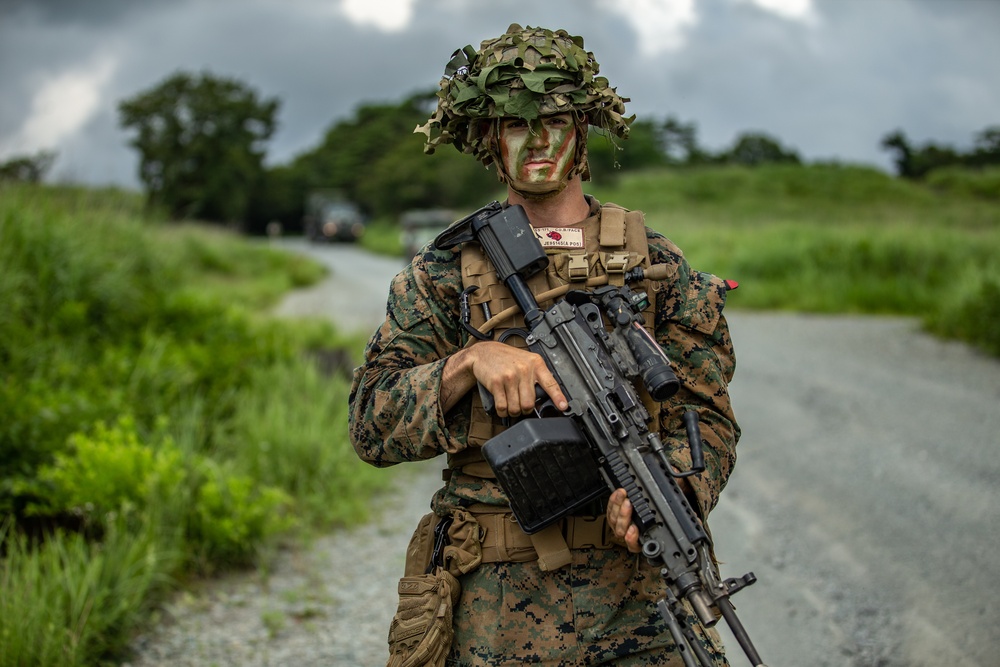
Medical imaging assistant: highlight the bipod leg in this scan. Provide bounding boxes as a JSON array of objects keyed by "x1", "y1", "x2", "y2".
[
  {"x1": 656, "y1": 594, "x2": 715, "y2": 667},
  {"x1": 717, "y1": 597, "x2": 768, "y2": 667}
]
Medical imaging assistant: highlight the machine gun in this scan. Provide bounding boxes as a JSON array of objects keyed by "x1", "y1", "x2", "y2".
[{"x1": 435, "y1": 202, "x2": 767, "y2": 667}]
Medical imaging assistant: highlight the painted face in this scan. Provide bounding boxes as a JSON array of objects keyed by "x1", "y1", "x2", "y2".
[{"x1": 498, "y1": 113, "x2": 577, "y2": 191}]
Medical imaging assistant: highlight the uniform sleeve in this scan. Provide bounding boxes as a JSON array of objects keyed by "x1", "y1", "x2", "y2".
[
  {"x1": 649, "y1": 233, "x2": 740, "y2": 520},
  {"x1": 348, "y1": 248, "x2": 470, "y2": 467}
]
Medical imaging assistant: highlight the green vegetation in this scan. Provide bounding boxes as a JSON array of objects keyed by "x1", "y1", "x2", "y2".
[
  {"x1": 0, "y1": 183, "x2": 385, "y2": 666},
  {"x1": 585, "y1": 163, "x2": 1000, "y2": 355},
  {"x1": 1, "y1": 161, "x2": 996, "y2": 664},
  {"x1": 100, "y1": 70, "x2": 1000, "y2": 243},
  {"x1": 118, "y1": 72, "x2": 279, "y2": 223}
]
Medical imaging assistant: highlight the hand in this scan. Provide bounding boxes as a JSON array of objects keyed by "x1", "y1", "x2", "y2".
[
  {"x1": 607, "y1": 488, "x2": 642, "y2": 554},
  {"x1": 448, "y1": 341, "x2": 568, "y2": 418}
]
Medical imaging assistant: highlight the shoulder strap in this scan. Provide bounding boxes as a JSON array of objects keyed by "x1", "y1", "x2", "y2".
[{"x1": 599, "y1": 204, "x2": 627, "y2": 249}]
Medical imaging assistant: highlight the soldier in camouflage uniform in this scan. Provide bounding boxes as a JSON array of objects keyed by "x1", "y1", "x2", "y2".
[{"x1": 349, "y1": 24, "x2": 739, "y2": 666}]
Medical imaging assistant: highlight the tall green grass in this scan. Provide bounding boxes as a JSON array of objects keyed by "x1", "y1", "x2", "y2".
[
  {"x1": 0, "y1": 517, "x2": 176, "y2": 667},
  {"x1": 586, "y1": 164, "x2": 1000, "y2": 355},
  {"x1": 0, "y1": 183, "x2": 385, "y2": 665}
]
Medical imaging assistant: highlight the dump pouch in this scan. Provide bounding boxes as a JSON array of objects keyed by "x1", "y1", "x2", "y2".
[{"x1": 482, "y1": 417, "x2": 607, "y2": 534}]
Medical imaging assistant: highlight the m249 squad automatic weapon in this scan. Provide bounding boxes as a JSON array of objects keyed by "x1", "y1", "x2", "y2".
[{"x1": 435, "y1": 202, "x2": 767, "y2": 667}]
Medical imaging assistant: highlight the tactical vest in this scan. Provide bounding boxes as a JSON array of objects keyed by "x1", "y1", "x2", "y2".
[{"x1": 448, "y1": 202, "x2": 664, "y2": 477}]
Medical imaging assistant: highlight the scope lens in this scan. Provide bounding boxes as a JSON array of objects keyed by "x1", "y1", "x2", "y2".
[{"x1": 643, "y1": 363, "x2": 680, "y2": 401}]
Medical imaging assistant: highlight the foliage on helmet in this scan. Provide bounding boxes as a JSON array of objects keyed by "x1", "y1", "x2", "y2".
[{"x1": 415, "y1": 24, "x2": 633, "y2": 167}]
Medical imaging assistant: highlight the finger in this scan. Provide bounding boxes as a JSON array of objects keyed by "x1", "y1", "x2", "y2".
[
  {"x1": 608, "y1": 494, "x2": 629, "y2": 539},
  {"x1": 517, "y1": 372, "x2": 537, "y2": 415},
  {"x1": 492, "y1": 386, "x2": 509, "y2": 418},
  {"x1": 617, "y1": 497, "x2": 632, "y2": 538},
  {"x1": 607, "y1": 489, "x2": 624, "y2": 518},
  {"x1": 536, "y1": 368, "x2": 569, "y2": 412},
  {"x1": 625, "y1": 525, "x2": 641, "y2": 553}
]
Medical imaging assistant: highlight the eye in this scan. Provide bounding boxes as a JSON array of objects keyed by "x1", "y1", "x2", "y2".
[{"x1": 543, "y1": 115, "x2": 571, "y2": 129}]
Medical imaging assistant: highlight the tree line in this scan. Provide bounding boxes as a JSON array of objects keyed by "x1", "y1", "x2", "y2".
[{"x1": 2, "y1": 70, "x2": 997, "y2": 233}]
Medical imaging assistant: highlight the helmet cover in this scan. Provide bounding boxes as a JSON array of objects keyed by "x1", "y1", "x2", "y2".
[{"x1": 415, "y1": 23, "x2": 633, "y2": 184}]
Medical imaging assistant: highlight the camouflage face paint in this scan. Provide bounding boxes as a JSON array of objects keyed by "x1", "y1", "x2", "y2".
[{"x1": 499, "y1": 113, "x2": 577, "y2": 194}]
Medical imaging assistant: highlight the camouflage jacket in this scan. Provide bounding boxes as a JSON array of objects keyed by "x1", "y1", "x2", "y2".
[{"x1": 348, "y1": 198, "x2": 740, "y2": 521}]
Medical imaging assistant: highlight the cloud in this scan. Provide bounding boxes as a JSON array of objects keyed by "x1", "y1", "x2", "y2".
[
  {"x1": 739, "y1": 0, "x2": 817, "y2": 24},
  {"x1": 0, "y1": 54, "x2": 118, "y2": 158},
  {"x1": 339, "y1": 0, "x2": 416, "y2": 32},
  {"x1": 1, "y1": 0, "x2": 998, "y2": 185},
  {"x1": 597, "y1": 0, "x2": 698, "y2": 56}
]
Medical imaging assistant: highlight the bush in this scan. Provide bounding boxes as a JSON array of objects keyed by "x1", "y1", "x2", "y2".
[
  {"x1": 927, "y1": 264, "x2": 1000, "y2": 356},
  {"x1": 187, "y1": 458, "x2": 293, "y2": 570},
  {"x1": 29, "y1": 417, "x2": 185, "y2": 527},
  {"x1": 925, "y1": 166, "x2": 1000, "y2": 202},
  {"x1": 215, "y1": 358, "x2": 383, "y2": 527},
  {"x1": 0, "y1": 183, "x2": 382, "y2": 664}
]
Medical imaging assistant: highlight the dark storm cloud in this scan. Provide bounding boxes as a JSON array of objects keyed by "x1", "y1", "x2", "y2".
[
  {"x1": 612, "y1": 0, "x2": 1000, "y2": 160},
  {"x1": 0, "y1": 0, "x2": 145, "y2": 26},
  {"x1": 1, "y1": 0, "x2": 997, "y2": 186}
]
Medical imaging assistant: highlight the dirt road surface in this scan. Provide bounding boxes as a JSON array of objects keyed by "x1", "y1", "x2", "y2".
[{"x1": 139, "y1": 239, "x2": 1000, "y2": 666}]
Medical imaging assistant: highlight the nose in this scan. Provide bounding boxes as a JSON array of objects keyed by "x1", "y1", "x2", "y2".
[{"x1": 527, "y1": 120, "x2": 550, "y2": 148}]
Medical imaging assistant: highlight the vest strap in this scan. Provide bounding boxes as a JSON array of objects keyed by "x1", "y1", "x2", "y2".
[
  {"x1": 604, "y1": 250, "x2": 630, "y2": 286},
  {"x1": 529, "y1": 523, "x2": 573, "y2": 571},
  {"x1": 599, "y1": 205, "x2": 627, "y2": 249},
  {"x1": 567, "y1": 250, "x2": 589, "y2": 281},
  {"x1": 469, "y1": 505, "x2": 616, "y2": 570}
]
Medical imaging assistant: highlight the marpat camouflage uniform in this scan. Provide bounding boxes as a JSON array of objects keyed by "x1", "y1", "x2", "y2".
[{"x1": 349, "y1": 197, "x2": 739, "y2": 666}]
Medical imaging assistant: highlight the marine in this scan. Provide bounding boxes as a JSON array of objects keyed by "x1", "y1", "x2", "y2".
[{"x1": 349, "y1": 24, "x2": 740, "y2": 666}]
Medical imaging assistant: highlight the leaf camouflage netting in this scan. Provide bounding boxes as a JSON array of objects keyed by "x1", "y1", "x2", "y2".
[{"x1": 415, "y1": 23, "x2": 634, "y2": 169}]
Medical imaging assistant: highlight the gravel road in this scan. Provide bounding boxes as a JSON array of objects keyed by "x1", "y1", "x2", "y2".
[{"x1": 126, "y1": 240, "x2": 1000, "y2": 667}]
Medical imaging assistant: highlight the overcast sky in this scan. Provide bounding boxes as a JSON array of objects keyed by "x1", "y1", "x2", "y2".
[{"x1": 1, "y1": 0, "x2": 997, "y2": 187}]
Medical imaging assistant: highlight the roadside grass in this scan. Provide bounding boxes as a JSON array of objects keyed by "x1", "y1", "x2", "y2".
[
  {"x1": 359, "y1": 216, "x2": 406, "y2": 256},
  {"x1": 0, "y1": 183, "x2": 385, "y2": 666},
  {"x1": 585, "y1": 164, "x2": 1000, "y2": 356},
  {"x1": 0, "y1": 517, "x2": 176, "y2": 667}
]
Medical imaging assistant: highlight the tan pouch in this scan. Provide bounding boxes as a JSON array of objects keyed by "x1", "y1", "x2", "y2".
[
  {"x1": 386, "y1": 568, "x2": 460, "y2": 667},
  {"x1": 404, "y1": 512, "x2": 438, "y2": 577}
]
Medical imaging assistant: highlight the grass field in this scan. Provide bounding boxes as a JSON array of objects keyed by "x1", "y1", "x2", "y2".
[
  {"x1": 1, "y1": 164, "x2": 996, "y2": 665},
  {"x1": 586, "y1": 164, "x2": 1000, "y2": 353}
]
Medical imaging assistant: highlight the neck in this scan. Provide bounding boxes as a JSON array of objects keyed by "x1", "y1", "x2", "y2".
[{"x1": 508, "y1": 177, "x2": 590, "y2": 228}]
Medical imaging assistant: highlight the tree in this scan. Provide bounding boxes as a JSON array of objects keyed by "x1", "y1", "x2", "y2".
[
  {"x1": 723, "y1": 132, "x2": 801, "y2": 166},
  {"x1": 587, "y1": 120, "x2": 669, "y2": 181},
  {"x1": 878, "y1": 127, "x2": 1000, "y2": 179},
  {"x1": 118, "y1": 71, "x2": 279, "y2": 223},
  {"x1": 0, "y1": 150, "x2": 56, "y2": 183},
  {"x1": 661, "y1": 116, "x2": 707, "y2": 165},
  {"x1": 970, "y1": 125, "x2": 1000, "y2": 167},
  {"x1": 880, "y1": 129, "x2": 915, "y2": 177},
  {"x1": 291, "y1": 91, "x2": 499, "y2": 218}
]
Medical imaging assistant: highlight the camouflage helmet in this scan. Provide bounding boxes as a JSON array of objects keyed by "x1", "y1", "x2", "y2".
[{"x1": 415, "y1": 24, "x2": 633, "y2": 178}]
